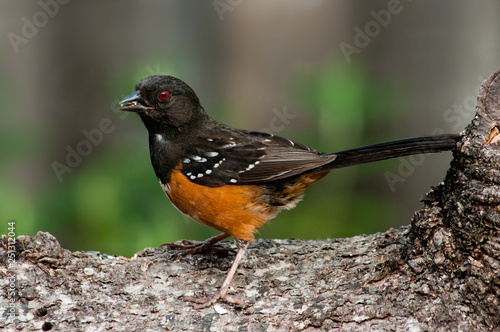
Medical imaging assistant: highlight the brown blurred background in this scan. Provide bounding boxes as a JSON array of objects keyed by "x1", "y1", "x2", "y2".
[{"x1": 1, "y1": 1, "x2": 499, "y2": 256}]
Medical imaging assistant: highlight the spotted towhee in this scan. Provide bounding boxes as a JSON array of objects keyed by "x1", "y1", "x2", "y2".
[{"x1": 120, "y1": 75, "x2": 459, "y2": 308}]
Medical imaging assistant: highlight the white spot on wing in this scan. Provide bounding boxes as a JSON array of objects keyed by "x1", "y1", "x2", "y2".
[
  {"x1": 238, "y1": 162, "x2": 258, "y2": 174},
  {"x1": 213, "y1": 158, "x2": 225, "y2": 169},
  {"x1": 205, "y1": 152, "x2": 219, "y2": 157},
  {"x1": 183, "y1": 158, "x2": 191, "y2": 164},
  {"x1": 191, "y1": 156, "x2": 207, "y2": 162},
  {"x1": 205, "y1": 169, "x2": 212, "y2": 174},
  {"x1": 229, "y1": 178, "x2": 237, "y2": 183}
]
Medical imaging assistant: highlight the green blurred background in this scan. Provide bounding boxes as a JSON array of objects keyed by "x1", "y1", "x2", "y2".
[{"x1": 1, "y1": 1, "x2": 499, "y2": 257}]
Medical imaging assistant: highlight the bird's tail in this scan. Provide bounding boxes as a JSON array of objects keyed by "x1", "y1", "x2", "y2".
[{"x1": 324, "y1": 134, "x2": 460, "y2": 170}]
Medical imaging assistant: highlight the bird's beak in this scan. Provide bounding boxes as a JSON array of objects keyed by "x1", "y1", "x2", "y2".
[{"x1": 119, "y1": 91, "x2": 151, "y2": 113}]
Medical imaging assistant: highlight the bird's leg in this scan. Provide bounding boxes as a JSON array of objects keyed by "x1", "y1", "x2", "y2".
[
  {"x1": 161, "y1": 232, "x2": 232, "y2": 254},
  {"x1": 184, "y1": 239, "x2": 249, "y2": 308}
]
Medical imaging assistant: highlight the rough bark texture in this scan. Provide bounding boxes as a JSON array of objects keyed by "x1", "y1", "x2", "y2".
[{"x1": 1, "y1": 70, "x2": 500, "y2": 331}]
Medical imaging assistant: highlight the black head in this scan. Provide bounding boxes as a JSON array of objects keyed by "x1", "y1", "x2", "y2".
[{"x1": 120, "y1": 75, "x2": 208, "y2": 132}]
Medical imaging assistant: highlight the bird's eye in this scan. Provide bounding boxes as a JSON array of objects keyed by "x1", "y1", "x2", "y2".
[{"x1": 158, "y1": 90, "x2": 170, "y2": 100}]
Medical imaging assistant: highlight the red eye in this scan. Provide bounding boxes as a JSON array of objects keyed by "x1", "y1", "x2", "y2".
[{"x1": 158, "y1": 91, "x2": 170, "y2": 100}]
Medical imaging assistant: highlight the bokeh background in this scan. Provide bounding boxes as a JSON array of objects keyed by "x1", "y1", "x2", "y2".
[{"x1": 1, "y1": 1, "x2": 499, "y2": 257}]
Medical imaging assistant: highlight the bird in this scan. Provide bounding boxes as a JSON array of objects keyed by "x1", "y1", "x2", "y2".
[{"x1": 119, "y1": 75, "x2": 459, "y2": 308}]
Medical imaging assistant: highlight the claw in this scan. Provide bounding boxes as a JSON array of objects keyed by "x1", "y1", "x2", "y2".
[
  {"x1": 185, "y1": 291, "x2": 245, "y2": 309},
  {"x1": 160, "y1": 233, "x2": 232, "y2": 254}
]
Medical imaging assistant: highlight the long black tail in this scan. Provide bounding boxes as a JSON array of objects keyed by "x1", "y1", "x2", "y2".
[{"x1": 324, "y1": 134, "x2": 460, "y2": 170}]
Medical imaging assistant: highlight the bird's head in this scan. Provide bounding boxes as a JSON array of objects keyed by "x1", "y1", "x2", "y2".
[{"x1": 120, "y1": 75, "x2": 207, "y2": 130}]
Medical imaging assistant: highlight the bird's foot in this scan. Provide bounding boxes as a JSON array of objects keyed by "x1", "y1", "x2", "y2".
[
  {"x1": 184, "y1": 290, "x2": 245, "y2": 309},
  {"x1": 160, "y1": 233, "x2": 233, "y2": 255}
]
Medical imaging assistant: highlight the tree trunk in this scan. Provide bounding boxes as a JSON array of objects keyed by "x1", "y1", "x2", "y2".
[{"x1": 2, "y1": 70, "x2": 500, "y2": 331}]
